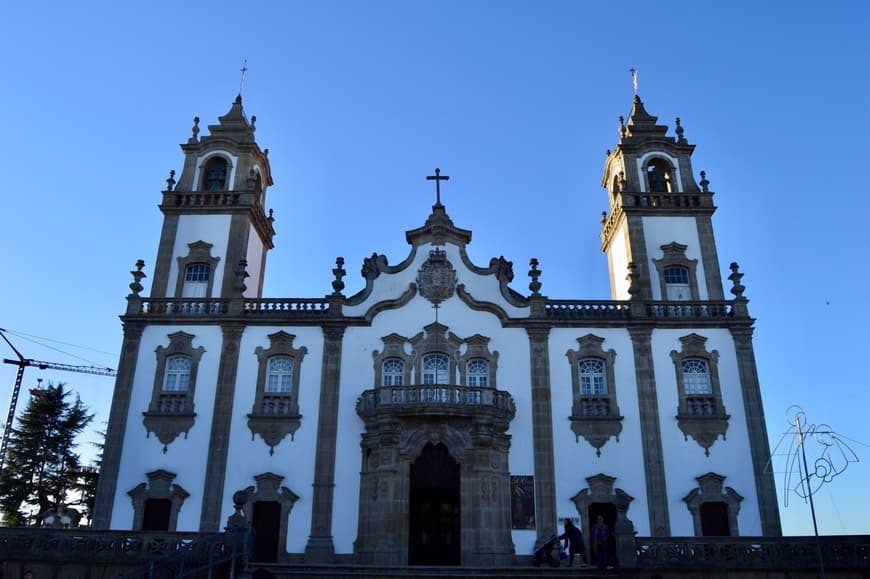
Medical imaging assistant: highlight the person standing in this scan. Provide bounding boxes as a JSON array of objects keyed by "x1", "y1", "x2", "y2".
[
  {"x1": 590, "y1": 515, "x2": 610, "y2": 571},
  {"x1": 558, "y1": 518, "x2": 588, "y2": 567}
]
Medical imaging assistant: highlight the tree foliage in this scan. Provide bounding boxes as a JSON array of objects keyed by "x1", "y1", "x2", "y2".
[{"x1": 0, "y1": 382, "x2": 93, "y2": 526}]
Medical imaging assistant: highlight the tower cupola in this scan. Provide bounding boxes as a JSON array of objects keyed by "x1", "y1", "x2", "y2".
[
  {"x1": 150, "y1": 96, "x2": 276, "y2": 300},
  {"x1": 599, "y1": 96, "x2": 724, "y2": 302}
]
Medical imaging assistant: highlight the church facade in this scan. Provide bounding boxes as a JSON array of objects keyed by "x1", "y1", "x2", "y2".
[{"x1": 92, "y1": 94, "x2": 781, "y2": 566}]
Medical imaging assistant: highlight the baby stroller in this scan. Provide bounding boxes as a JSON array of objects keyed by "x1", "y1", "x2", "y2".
[{"x1": 532, "y1": 534, "x2": 561, "y2": 567}]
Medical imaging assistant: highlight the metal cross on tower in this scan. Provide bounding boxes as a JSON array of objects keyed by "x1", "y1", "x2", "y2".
[
  {"x1": 426, "y1": 168, "x2": 449, "y2": 206},
  {"x1": 239, "y1": 60, "x2": 249, "y2": 96}
]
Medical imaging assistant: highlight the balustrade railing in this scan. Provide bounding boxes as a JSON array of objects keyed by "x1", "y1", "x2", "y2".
[
  {"x1": 634, "y1": 536, "x2": 870, "y2": 570},
  {"x1": 684, "y1": 396, "x2": 718, "y2": 417},
  {"x1": 258, "y1": 394, "x2": 294, "y2": 415},
  {"x1": 579, "y1": 397, "x2": 610, "y2": 417},
  {"x1": 647, "y1": 301, "x2": 732, "y2": 319},
  {"x1": 137, "y1": 299, "x2": 228, "y2": 316},
  {"x1": 244, "y1": 298, "x2": 330, "y2": 315},
  {"x1": 156, "y1": 393, "x2": 190, "y2": 414},
  {"x1": 545, "y1": 300, "x2": 631, "y2": 320},
  {"x1": 358, "y1": 385, "x2": 515, "y2": 418}
]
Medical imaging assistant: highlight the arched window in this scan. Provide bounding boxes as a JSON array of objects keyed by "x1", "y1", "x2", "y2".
[
  {"x1": 663, "y1": 266, "x2": 691, "y2": 301},
  {"x1": 265, "y1": 356, "x2": 294, "y2": 393},
  {"x1": 203, "y1": 157, "x2": 228, "y2": 191},
  {"x1": 466, "y1": 358, "x2": 489, "y2": 387},
  {"x1": 163, "y1": 355, "x2": 191, "y2": 392},
  {"x1": 182, "y1": 263, "x2": 210, "y2": 298},
  {"x1": 422, "y1": 353, "x2": 450, "y2": 385},
  {"x1": 646, "y1": 159, "x2": 673, "y2": 192},
  {"x1": 682, "y1": 359, "x2": 711, "y2": 395},
  {"x1": 382, "y1": 358, "x2": 405, "y2": 386},
  {"x1": 579, "y1": 359, "x2": 607, "y2": 396}
]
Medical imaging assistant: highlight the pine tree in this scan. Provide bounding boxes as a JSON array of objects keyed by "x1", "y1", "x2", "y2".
[{"x1": 0, "y1": 382, "x2": 93, "y2": 526}]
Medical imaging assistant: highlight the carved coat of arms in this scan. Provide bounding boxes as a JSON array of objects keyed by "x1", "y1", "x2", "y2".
[{"x1": 417, "y1": 249, "x2": 457, "y2": 305}]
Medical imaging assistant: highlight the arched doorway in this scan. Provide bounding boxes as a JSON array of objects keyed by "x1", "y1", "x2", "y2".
[{"x1": 409, "y1": 443, "x2": 460, "y2": 565}]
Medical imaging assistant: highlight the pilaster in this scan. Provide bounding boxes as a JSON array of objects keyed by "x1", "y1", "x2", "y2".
[
  {"x1": 628, "y1": 326, "x2": 670, "y2": 535},
  {"x1": 526, "y1": 326, "x2": 557, "y2": 544},
  {"x1": 730, "y1": 325, "x2": 782, "y2": 536},
  {"x1": 92, "y1": 320, "x2": 145, "y2": 528},
  {"x1": 199, "y1": 323, "x2": 245, "y2": 531},
  {"x1": 305, "y1": 324, "x2": 346, "y2": 562},
  {"x1": 696, "y1": 215, "x2": 725, "y2": 300}
]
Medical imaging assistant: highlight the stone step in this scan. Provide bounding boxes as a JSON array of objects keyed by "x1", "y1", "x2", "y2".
[{"x1": 246, "y1": 563, "x2": 610, "y2": 579}]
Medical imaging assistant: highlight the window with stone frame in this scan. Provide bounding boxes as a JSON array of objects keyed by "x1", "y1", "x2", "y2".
[
  {"x1": 248, "y1": 331, "x2": 307, "y2": 454},
  {"x1": 409, "y1": 322, "x2": 461, "y2": 386},
  {"x1": 644, "y1": 157, "x2": 674, "y2": 192},
  {"x1": 670, "y1": 334, "x2": 730, "y2": 455},
  {"x1": 174, "y1": 241, "x2": 220, "y2": 299},
  {"x1": 566, "y1": 334, "x2": 623, "y2": 456},
  {"x1": 128, "y1": 469, "x2": 190, "y2": 532},
  {"x1": 422, "y1": 353, "x2": 450, "y2": 385},
  {"x1": 372, "y1": 333, "x2": 412, "y2": 388},
  {"x1": 382, "y1": 358, "x2": 405, "y2": 386},
  {"x1": 682, "y1": 472, "x2": 743, "y2": 536},
  {"x1": 143, "y1": 332, "x2": 204, "y2": 451},
  {"x1": 652, "y1": 242, "x2": 699, "y2": 301},
  {"x1": 458, "y1": 334, "x2": 498, "y2": 389},
  {"x1": 202, "y1": 155, "x2": 229, "y2": 191}
]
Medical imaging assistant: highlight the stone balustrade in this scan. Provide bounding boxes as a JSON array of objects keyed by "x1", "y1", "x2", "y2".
[
  {"x1": 244, "y1": 298, "x2": 330, "y2": 315},
  {"x1": 357, "y1": 385, "x2": 515, "y2": 421},
  {"x1": 647, "y1": 302, "x2": 733, "y2": 319},
  {"x1": 545, "y1": 300, "x2": 631, "y2": 320}
]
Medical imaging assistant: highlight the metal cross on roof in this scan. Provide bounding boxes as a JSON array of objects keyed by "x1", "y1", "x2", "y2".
[
  {"x1": 426, "y1": 168, "x2": 450, "y2": 206},
  {"x1": 239, "y1": 60, "x2": 249, "y2": 96}
]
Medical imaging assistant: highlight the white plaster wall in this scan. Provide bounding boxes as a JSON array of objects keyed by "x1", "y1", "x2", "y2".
[
  {"x1": 642, "y1": 216, "x2": 707, "y2": 300},
  {"x1": 110, "y1": 325, "x2": 224, "y2": 530},
  {"x1": 244, "y1": 223, "x2": 264, "y2": 298},
  {"x1": 167, "y1": 214, "x2": 232, "y2": 297},
  {"x1": 608, "y1": 221, "x2": 630, "y2": 300},
  {"x1": 548, "y1": 329, "x2": 650, "y2": 536},
  {"x1": 221, "y1": 326, "x2": 324, "y2": 554},
  {"x1": 343, "y1": 242, "x2": 530, "y2": 319},
  {"x1": 651, "y1": 329, "x2": 762, "y2": 536}
]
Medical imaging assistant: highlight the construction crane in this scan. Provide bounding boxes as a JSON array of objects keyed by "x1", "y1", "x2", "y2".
[{"x1": 0, "y1": 328, "x2": 116, "y2": 470}]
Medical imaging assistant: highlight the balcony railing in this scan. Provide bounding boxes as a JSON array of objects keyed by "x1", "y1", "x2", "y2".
[
  {"x1": 647, "y1": 302, "x2": 733, "y2": 319},
  {"x1": 357, "y1": 385, "x2": 515, "y2": 420},
  {"x1": 545, "y1": 300, "x2": 631, "y2": 320}
]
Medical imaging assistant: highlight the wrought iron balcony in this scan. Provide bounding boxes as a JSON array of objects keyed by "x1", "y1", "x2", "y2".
[{"x1": 357, "y1": 385, "x2": 515, "y2": 422}]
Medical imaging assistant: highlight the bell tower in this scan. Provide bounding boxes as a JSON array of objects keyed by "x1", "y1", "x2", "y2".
[
  {"x1": 599, "y1": 96, "x2": 724, "y2": 302},
  {"x1": 150, "y1": 95, "x2": 275, "y2": 300}
]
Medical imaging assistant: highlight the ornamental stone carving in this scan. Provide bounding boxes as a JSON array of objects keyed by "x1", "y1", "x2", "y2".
[{"x1": 416, "y1": 249, "x2": 457, "y2": 305}]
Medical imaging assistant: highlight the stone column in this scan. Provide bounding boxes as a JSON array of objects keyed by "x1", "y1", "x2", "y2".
[
  {"x1": 731, "y1": 325, "x2": 782, "y2": 536},
  {"x1": 305, "y1": 324, "x2": 346, "y2": 562},
  {"x1": 92, "y1": 320, "x2": 145, "y2": 529},
  {"x1": 628, "y1": 326, "x2": 670, "y2": 535},
  {"x1": 526, "y1": 326, "x2": 557, "y2": 544},
  {"x1": 199, "y1": 323, "x2": 245, "y2": 531}
]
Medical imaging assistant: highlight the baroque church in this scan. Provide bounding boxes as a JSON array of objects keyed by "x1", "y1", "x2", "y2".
[{"x1": 92, "y1": 92, "x2": 781, "y2": 567}]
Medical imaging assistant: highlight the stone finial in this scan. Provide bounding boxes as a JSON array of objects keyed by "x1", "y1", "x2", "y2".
[
  {"x1": 729, "y1": 262, "x2": 746, "y2": 299},
  {"x1": 166, "y1": 169, "x2": 176, "y2": 192},
  {"x1": 332, "y1": 257, "x2": 346, "y2": 295},
  {"x1": 606, "y1": 148, "x2": 611, "y2": 156},
  {"x1": 675, "y1": 117, "x2": 686, "y2": 143},
  {"x1": 247, "y1": 168, "x2": 256, "y2": 189},
  {"x1": 189, "y1": 116, "x2": 200, "y2": 143},
  {"x1": 700, "y1": 171, "x2": 710, "y2": 192},
  {"x1": 600, "y1": 211, "x2": 607, "y2": 226},
  {"x1": 264, "y1": 148, "x2": 269, "y2": 158},
  {"x1": 618, "y1": 115, "x2": 627, "y2": 140},
  {"x1": 619, "y1": 171, "x2": 627, "y2": 193},
  {"x1": 268, "y1": 208, "x2": 274, "y2": 223},
  {"x1": 234, "y1": 259, "x2": 249, "y2": 295},
  {"x1": 251, "y1": 115, "x2": 257, "y2": 131},
  {"x1": 626, "y1": 262, "x2": 640, "y2": 299},
  {"x1": 528, "y1": 258, "x2": 542, "y2": 295},
  {"x1": 129, "y1": 259, "x2": 146, "y2": 295},
  {"x1": 225, "y1": 490, "x2": 248, "y2": 532}
]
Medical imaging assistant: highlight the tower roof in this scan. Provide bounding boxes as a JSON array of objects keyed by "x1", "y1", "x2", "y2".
[
  {"x1": 206, "y1": 95, "x2": 257, "y2": 143},
  {"x1": 625, "y1": 95, "x2": 668, "y2": 139}
]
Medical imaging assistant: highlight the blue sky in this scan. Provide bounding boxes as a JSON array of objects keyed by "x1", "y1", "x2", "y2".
[{"x1": 1, "y1": 1, "x2": 868, "y2": 535}]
